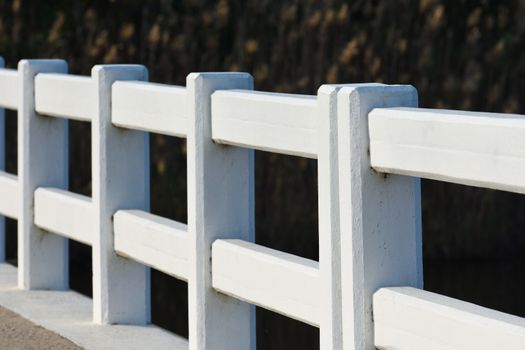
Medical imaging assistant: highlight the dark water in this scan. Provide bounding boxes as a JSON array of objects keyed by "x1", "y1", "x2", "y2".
[{"x1": 424, "y1": 259, "x2": 525, "y2": 317}]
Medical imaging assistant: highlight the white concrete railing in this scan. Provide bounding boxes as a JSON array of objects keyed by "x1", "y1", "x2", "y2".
[{"x1": 0, "y1": 57, "x2": 523, "y2": 350}]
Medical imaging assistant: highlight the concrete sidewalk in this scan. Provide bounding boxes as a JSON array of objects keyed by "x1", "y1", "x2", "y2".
[
  {"x1": 0, "y1": 306, "x2": 83, "y2": 350},
  {"x1": 0, "y1": 263, "x2": 188, "y2": 350}
]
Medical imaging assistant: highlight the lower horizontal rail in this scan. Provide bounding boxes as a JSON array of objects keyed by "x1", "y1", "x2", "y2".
[
  {"x1": 0, "y1": 171, "x2": 18, "y2": 219},
  {"x1": 34, "y1": 187, "x2": 93, "y2": 245},
  {"x1": 113, "y1": 210, "x2": 188, "y2": 281},
  {"x1": 212, "y1": 239, "x2": 320, "y2": 326},
  {"x1": 373, "y1": 287, "x2": 525, "y2": 350}
]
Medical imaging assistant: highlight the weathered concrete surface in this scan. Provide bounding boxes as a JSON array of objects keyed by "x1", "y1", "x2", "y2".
[{"x1": 0, "y1": 306, "x2": 83, "y2": 349}]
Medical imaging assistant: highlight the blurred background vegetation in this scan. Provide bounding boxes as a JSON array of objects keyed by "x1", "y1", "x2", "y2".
[{"x1": 1, "y1": 0, "x2": 524, "y2": 349}]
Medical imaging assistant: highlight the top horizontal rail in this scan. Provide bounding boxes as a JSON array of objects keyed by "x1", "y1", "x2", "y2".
[
  {"x1": 211, "y1": 90, "x2": 318, "y2": 158},
  {"x1": 0, "y1": 68, "x2": 18, "y2": 110},
  {"x1": 369, "y1": 107, "x2": 525, "y2": 194},
  {"x1": 35, "y1": 73, "x2": 92, "y2": 121},
  {"x1": 112, "y1": 81, "x2": 187, "y2": 137}
]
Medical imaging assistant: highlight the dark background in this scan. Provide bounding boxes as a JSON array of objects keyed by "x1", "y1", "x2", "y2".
[{"x1": 1, "y1": 0, "x2": 524, "y2": 348}]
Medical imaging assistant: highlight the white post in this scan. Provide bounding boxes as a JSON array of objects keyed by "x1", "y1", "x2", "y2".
[
  {"x1": 187, "y1": 72, "x2": 255, "y2": 350},
  {"x1": 317, "y1": 85, "x2": 343, "y2": 350},
  {"x1": 0, "y1": 56, "x2": 5, "y2": 262},
  {"x1": 18, "y1": 59, "x2": 69, "y2": 290},
  {"x1": 337, "y1": 84, "x2": 422, "y2": 350},
  {"x1": 92, "y1": 65, "x2": 150, "y2": 325}
]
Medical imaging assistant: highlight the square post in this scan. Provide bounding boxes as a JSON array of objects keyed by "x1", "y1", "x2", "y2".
[
  {"x1": 91, "y1": 64, "x2": 150, "y2": 324},
  {"x1": 337, "y1": 84, "x2": 422, "y2": 349},
  {"x1": 18, "y1": 59, "x2": 69, "y2": 290},
  {"x1": 186, "y1": 72, "x2": 255, "y2": 350}
]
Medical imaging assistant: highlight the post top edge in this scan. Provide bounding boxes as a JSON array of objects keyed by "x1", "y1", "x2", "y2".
[
  {"x1": 186, "y1": 71, "x2": 253, "y2": 81},
  {"x1": 18, "y1": 59, "x2": 68, "y2": 71},
  {"x1": 91, "y1": 64, "x2": 147, "y2": 75},
  {"x1": 337, "y1": 83, "x2": 417, "y2": 98}
]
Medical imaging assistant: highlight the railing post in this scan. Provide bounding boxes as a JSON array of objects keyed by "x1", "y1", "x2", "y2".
[
  {"x1": 18, "y1": 59, "x2": 69, "y2": 290},
  {"x1": 336, "y1": 84, "x2": 422, "y2": 350},
  {"x1": 186, "y1": 72, "x2": 255, "y2": 350},
  {"x1": 91, "y1": 65, "x2": 150, "y2": 325},
  {"x1": 0, "y1": 56, "x2": 5, "y2": 262}
]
